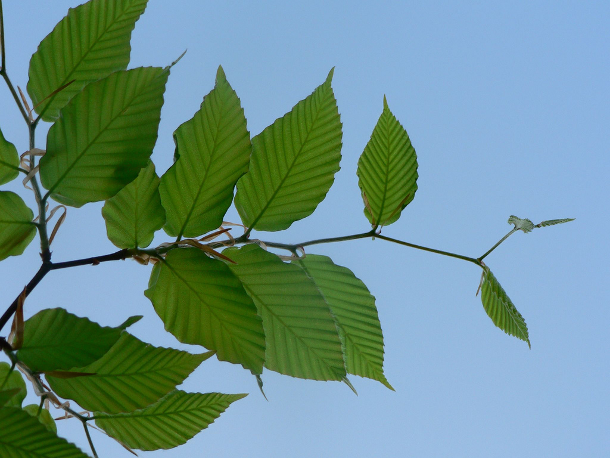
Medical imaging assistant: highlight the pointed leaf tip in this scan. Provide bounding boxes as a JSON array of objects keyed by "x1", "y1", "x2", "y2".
[
  {"x1": 383, "y1": 95, "x2": 389, "y2": 109},
  {"x1": 216, "y1": 65, "x2": 226, "y2": 82},
  {"x1": 326, "y1": 67, "x2": 335, "y2": 83}
]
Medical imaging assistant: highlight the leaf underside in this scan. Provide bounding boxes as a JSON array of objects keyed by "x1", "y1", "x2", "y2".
[
  {"x1": 0, "y1": 127, "x2": 20, "y2": 186},
  {"x1": 0, "y1": 192, "x2": 36, "y2": 262},
  {"x1": 0, "y1": 363, "x2": 27, "y2": 408}
]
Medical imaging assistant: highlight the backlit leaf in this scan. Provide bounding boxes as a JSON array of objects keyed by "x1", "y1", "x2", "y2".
[
  {"x1": 102, "y1": 161, "x2": 165, "y2": 248},
  {"x1": 160, "y1": 66, "x2": 251, "y2": 239},
  {"x1": 225, "y1": 245, "x2": 347, "y2": 381},
  {"x1": 234, "y1": 69, "x2": 342, "y2": 231},
  {"x1": 0, "y1": 363, "x2": 26, "y2": 408},
  {"x1": 0, "y1": 192, "x2": 36, "y2": 262},
  {"x1": 27, "y1": 0, "x2": 149, "y2": 122},
  {"x1": 40, "y1": 67, "x2": 168, "y2": 207},
  {"x1": 357, "y1": 96, "x2": 418, "y2": 226},
  {"x1": 23, "y1": 404, "x2": 57, "y2": 434},
  {"x1": 0, "y1": 127, "x2": 20, "y2": 185},
  {"x1": 145, "y1": 248, "x2": 265, "y2": 373},
  {"x1": 0, "y1": 389, "x2": 21, "y2": 408},
  {"x1": 47, "y1": 333, "x2": 211, "y2": 414},
  {"x1": 95, "y1": 390, "x2": 246, "y2": 451}
]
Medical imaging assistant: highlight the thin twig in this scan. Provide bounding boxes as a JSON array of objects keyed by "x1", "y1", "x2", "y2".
[
  {"x1": 478, "y1": 228, "x2": 517, "y2": 262},
  {"x1": 83, "y1": 422, "x2": 99, "y2": 458}
]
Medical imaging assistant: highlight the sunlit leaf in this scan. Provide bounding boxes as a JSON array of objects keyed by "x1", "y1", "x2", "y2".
[
  {"x1": 18, "y1": 307, "x2": 140, "y2": 372},
  {"x1": 357, "y1": 96, "x2": 418, "y2": 227},
  {"x1": 102, "y1": 161, "x2": 165, "y2": 248},
  {"x1": 27, "y1": 0, "x2": 149, "y2": 121},
  {"x1": 296, "y1": 255, "x2": 393, "y2": 389},
  {"x1": 225, "y1": 245, "x2": 347, "y2": 381},
  {"x1": 0, "y1": 127, "x2": 20, "y2": 185},
  {"x1": 0, "y1": 363, "x2": 26, "y2": 407},
  {"x1": 23, "y1": 404, "x2": 57, "y2": 434},
  {"x1": 95, "y1": 390, "x2": 246, "y2": 451},
  {"x1": 40, "y1": 67, "x2": 168, "y2": 207},
  {"x1": 145, "y1": 248, "x2": 265, "y2": 373},
  {"x1": 0, "y1": 407, "x2": 88, "y2": 457},
  {"x1": 160, "y1": 66, "x2": 251, "y2": 239},
  {"x1": 47, "y1": 333, "x2": 211, "y2": 414},
  {"x1": 0, "y1": 192, "x2": 36, "y2": 262},
  {"x1": 480, "y1": 267, "x2": 530, "y2": 348},
  {"x1": 508, "y1": 215, "x2": 535, "y2": 233},
  {"x1": 234, "y1": 69, "x2": 342, "y2": 231}
]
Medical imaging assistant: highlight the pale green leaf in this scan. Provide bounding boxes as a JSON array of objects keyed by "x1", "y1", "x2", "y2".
[
  {"x1": 296, "y1": 255, "x2": 392, "y2": 389},
  {"x1": 27, "y1": 0, "x2": 149, "y2": 122},
  {"x1": 40, "y1": 67, "x2": 169, "y2": 207},
  {"x1": 102, "y1": 161, "x2": 165, "y2": 248},
  {"x1": 357, "y1": 96, "x2": 418, "y2": 227},
  {"x1": 234, "y1": 69, "x2": 342, "y2": 231},
  {"x1": 23, "y1": 404, "x2": 57, "y2": 434},
  {"x1": 0, "y1": 363, "x2": 26, "y2": 407},
  {"x1": 95, "y1": 390, "x2": 246, "y2": 451},
  {"x1": 18, "y1": 307, "x2": 140, "y2": 372},
  {"x1": 0, "y1": 192, "x2": 36, "y2": 262},
  {"x1": 537, "y1": 218, "x2": 575, "y2": 228},
  {"x1": 0, "y1": 407, "x2": 88, "y2": 457},
  {"x1": 225, "y1": 245, "x2": 347, "y2": 381},
  {"x1": 480, "y1": 268, "x2": 530, "y2": 347},
  {"x1": 144, "y1": 248, "x2": 265, "y2": 374},
  {"x1": 508, "y1": 215, "x2": 535, "y2": 233},
  {"x1": 47, "y1": 333, "x2": 211, "y2": 414},
  {"x1": 0, "y1": 127, "x2": 20, "y2": 185},
  {"x1": 160, "y1": 66, "x2": 251, "y2": 238}
]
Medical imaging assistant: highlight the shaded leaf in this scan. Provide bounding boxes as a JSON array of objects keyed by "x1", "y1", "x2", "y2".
[
  {"x1": 27, "y1": 0, "x2": 149, "y2": 121},
  {"x1": 0, "y1": 363, "x2": 26, "y2": 407},
  {"x1": 296, "y1": 255, "x2": 392, "y2": 389},
  {"x1": 0, "y1": 191, "x2": 36, "y2": 262},
  {"x1": 18, "y1": 308, "x2": 140, "y2": 373},
  {"x1": 0, "y1": 407, "x2": 88, "y2": 457},
  {"x1": 47, "y1": 333, "x2": 211, "y2": 414},
  {"x1": 145, "y1": 248, "x2": 265, "y2": 374},
  {"x1": 95, "y1": 390, "x2": 246, "y2": 451},
  {"x1": 537, "y1": 218, "x2": 575, "y2": 228},
  {"x1": 508, "y1": 215, "x2": 535, "y2": 233},
  {"x1": 234, "y1": 69, "x2": 342, "y2": 231},
  {"x1": 102, "y1": 161, "x2": 165, "y2": 248},
  {"x1": 160, "y1": 66, "x2": 251, "y2": 238},
  {"x1": 0, "y1": 389, "x2": 21, "y2": 408},
  {"x1": 480, "y1": 268, "x2": 530, "y2": 347},
  {"x1": 40, "y1": 67, "x2": 169, "y2": 207},
  {"x1": 225, "y1": 245, "x2": 347, "y2": 381},
  {"x1": 357, "y1": 96, "x2": 418, "y2": 226},
  {"x1": 0, "y1": 127, "x2": 20, "y2": 185},
  {"x1": 23, "y1": 404, "x2": 57, "y2": 434}
]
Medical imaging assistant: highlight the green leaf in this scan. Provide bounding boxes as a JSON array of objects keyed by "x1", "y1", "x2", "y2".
[
  {"x1": 27, "y1": 0, "x2": 149, "y2": 122},
  {"x1": 102, "y1": 161, "x2": 165, "y2": 248},
  {"x1": 144, "y1": 248, "x2": 265, "y2": 374},
  {"x1": 0, "y1": 363, "x2": 26, "y2": 407},
  {"x1": 508, "y1": 215, "x2": 535, "y2": 233},
  {"x1": 234, "y1": 69, "x2": 342, "y2": 232},
  {"x1": 225, "y1": 245, "x2": 347, "y2": 381},
  {"x1": 40, "y1": 67, "x2": 169, "y2": 207},
  {"x1": 23, "y1": 404, "x2": 57, "y2": 434},
  {"x1": 17, "y1": 307, "x2": 140, "y2": 372},
  {"x1": 46, "y1": 333, "x2": 211, "y2": 414},
  {"x1": 0, "y1": 192, "x2": 36, "y2": 262},
  {"x1": 480, "y1": 268, "x2": 530, "y2": 348},
  {"x1": 537, "y1": 218, "x2": 575, "y2": 228},
  {"x1": 0, "y1": 407, "x2": 88, "y2": 457},
  {"x1": 357, "y1": 96, "x2": 418, "y2": 227},
  {"x1": 296, "y1": 255, "x2": 393, "y2": 389},
  {"x1": 0, "y1": 127, "x2": 20, "y2": 185},
  {"x1": 160, "y1": 66, "x2": 251, "y2": 239},
  {"x1": 95, "y1": 390, "x2": 246, "y2": 451},
  {"x1": 0, "y1": 389, "x2": 21, "y2": 408}
]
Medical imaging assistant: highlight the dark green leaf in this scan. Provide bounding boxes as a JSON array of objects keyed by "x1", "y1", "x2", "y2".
[
  {"x1": 17, "y1": 307, "x2": 140, "y2": 372},
  {"x1": 0, "y1": 389, "x2": 21, "y2": 408},
  {"x1": 234, "y1": 69, "x2": 342, "y2": 231},
  {"x1": 296, "y1": 255, "x2": 392, "y2": 389},
  {"x1": 480, "y1": 268, "x2": 530, "y2": 347},
  {"x1": 0, "y1": 363, "x2": 26, "y2": 407},
  {"x1": 102, "y1": 161, "x2": 165, "y2": 248},
  {"x1": 23, "y1": 404, "x2": 57, "y2": 434},
  {"x1": 145, "y1": 248, "x2": 265, "y2": 373},
  {"x1": 0, "y1": 407, "x2": 88, "y2": 457},
  {"x1": 95, "y1": 390, "x2": 246, "y2": 451},
  {"x1": 357, "y1": 96, "x2": 418, "y2": 226},
  {"x1": 160, "y1": 66, "x2": 251, "y2": 238},
  {"x1": 47, "y1": 333, "x2": 211, "y2": 414},
  {"x1": 27, "y1": 0, "x2": 149, "y2": 122},
  {"x1": 40, "y1": 67, "x2": 169, "y2": 207},
  {"x1": 225, "y1": 245, "x2": 347, "y2": 381},
  {"x1": 0, "y1": 192, "x2": 36, "y2": 262},
  {"x1": 0, "y1": 127, "x2": 20, "y2": 185}
]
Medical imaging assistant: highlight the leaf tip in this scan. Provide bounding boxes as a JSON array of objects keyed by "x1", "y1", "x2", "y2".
[
  {"x1": 216, "y1": 65, "x2": 227, "y2": 83},
  {"x1": 326, "y1": 67, "x2": 335, "y2": 84},
  {"x1": 383, "y1": 94, "x2": 389, "y2": 110}
]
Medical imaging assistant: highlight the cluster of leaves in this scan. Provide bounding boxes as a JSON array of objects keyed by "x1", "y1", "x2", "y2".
[{"x1": 0, "y1": 0, "x2": 573, "y2": 456}]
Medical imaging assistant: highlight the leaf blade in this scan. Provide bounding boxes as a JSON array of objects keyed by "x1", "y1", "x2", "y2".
[
  {"x1": 0, "y1": 127, "x2": 20, "y2": 185},
  {"x1": 0, "y1": 191, "x2": 36, "y2": 262}
]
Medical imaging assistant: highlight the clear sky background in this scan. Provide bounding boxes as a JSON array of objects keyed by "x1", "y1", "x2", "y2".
[{"x1": 1, "y1": 1, "x2": 608, "y2": 457}]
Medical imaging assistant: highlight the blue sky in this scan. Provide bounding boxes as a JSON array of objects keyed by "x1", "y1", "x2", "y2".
[{"x1": 1, "y1": 1, "x2": 608, "y2": 457}]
